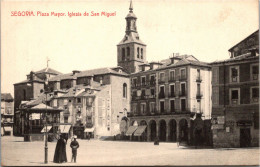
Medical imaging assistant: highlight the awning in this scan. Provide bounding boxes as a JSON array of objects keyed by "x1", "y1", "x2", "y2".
[
  {"x1": 84, "y1": 127, "x2": 95, "y2": 132},
  {"x1": 41, "y1": 125, "x2": 52, "y2": 133},
  {"x1": 60, "y1": 125, "x2": 71, "y2": 133},
  {"x1": 3, "y1": 127, "x2": 12, "y2": 132},
  {"x1": 133, "y1": 126, "x2": 147, "y2": 136},
  {"x1": 125, "y1": 126, "x2": 138, "y2": 136}
]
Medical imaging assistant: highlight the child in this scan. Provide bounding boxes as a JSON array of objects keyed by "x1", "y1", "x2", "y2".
[{"x1": 70, "y1": 135, "x2": 79, "y2": 163}]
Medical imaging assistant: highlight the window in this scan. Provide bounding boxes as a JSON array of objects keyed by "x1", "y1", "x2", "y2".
[
  {"x1": 132, "y1": 104, "x2": 137, "y2": 114},
  {"x1": 230, "y1": 88, "x2": 239, "y2": 105},
  {"x1": 159, "y1": 86, "x2": 165, "y2": 98},
  {"x1": 127, "y1": 47, "x2": 130, "y2": 60},
  {"x1": 141, "y1": 89, "x2": 146, "y2": 99},
  {"x1": 150, "y1": 102, "x2": 156, "y2": 113},
  {"x1": 251, "y1": 87, "x2": 259, "y2": 103},
  {"x1": 251, "y1": 64, "x2": 259, "y2": 80},
  {"x1": 181, "y1": 99, "x2": 186, "y2": 111},
  {"x1": 197, "y1": 84, "x2": 201, "y2": 95},
  {"x1": 122, "y1": 48, "x2": 125, "y2": 61},
  {"x1": 137, "y1": 47, "x2": 140, "y2": 58},
  {"x1": 170, "y1": 100, "x2": 175, "y2": 112},
  {"x1": 150, "y1": 88, "x2": 155, "y2": 96},
  {"x1": 132, "y1": 78, "x2": 137, "y2": 87},
  {"x1": 180, "y1": 83, "x2": 186, "y2": 96},
  {"x1": 169, "y1": 70, "x2": 175, "y2": 81},
  {"x1": 141, "y1": 48, "x2": 143, "y2": 59},
  {"x1": 159, "y1": 72, "x2": 165, "y2": 82},
  {"x1": 141, "y1": 76, "x2": 146, "y2": 86},
  {"x1": 141, "y1": 103, "x2": 146, "y2": 115},
  {"x1": 169, "y1": 84, "x2": 175, "y2": 97},
  {"x1": 123, "y1": 83, "x2": 127, "y2": 98},
  {"x1": 6, "y1": 107, "x2": 12, "y2": 114},
  {"x1": 180, "y1": 68, "x2": 186, "y2": 79},
  {"x1": 160, "y1": 101, "x2": 165, "y2": 113},
  {"x1": 64, "y1": 117, "x2": 68, "y2": 123},
  {"x1": 53, "y1": 99, "x2": 57, "y2": 107},
  {"x1": 197, "y1": 69, "x2": 201, "y2": 80},
  {"x1": 77, "y1": 98, "x2": 81, "y2": 103},
  {"x1": 150, "y1": 75, "x2": 155, "y2": 85},
  {"x1": 230, "y1": 66, "x2": 239, "y2": 82}
]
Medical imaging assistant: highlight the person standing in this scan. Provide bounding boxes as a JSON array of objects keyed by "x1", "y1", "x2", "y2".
[
  {"x1": 53, "y1": 134, "x2": 67, "y2": 163},
  {"x1": 70, "y1": 135, "x2": 79, "y2": 163}
]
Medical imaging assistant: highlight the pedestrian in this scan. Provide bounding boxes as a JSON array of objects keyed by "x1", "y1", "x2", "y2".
[
  {"x1": 53, "y1": 134, "x2": 67, "y2": 163},
  {"x1": 70, "y1": 135, "x2": 79, "y2": 163}
]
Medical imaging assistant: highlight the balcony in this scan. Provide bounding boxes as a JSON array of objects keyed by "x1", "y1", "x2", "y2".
[
  {"x1": 251, "y1": 97, "x2": 259, "y2": 103},
  {"x1": 168, "y1": 92, "x2": 176, "y2": 98},
  {"x1": 179, "y1": 76, "x2": 187, "y2": 81},
  {"x1": 158, "y1": 92, "x2": 165, "y2": 99},
  {"x1": 196, "y1": 76, "x2": 202, "y2": 82},
  {"x1": 158, "y1": 79, "x2": 165, "y2": 84},
  {"x1": 168, "y1": 77, "x2": 176, "y2": 82},
  {"x1": 179, "y1": 91, "x2": 186, "y2": 97},
  {"x1": 148, "y1": 95, "x2": 156, "y2": 99},
  {"x1": 140, "y1": 82, "x2": 146, "y2": 87},
  {"x1": 196, "y1": 92, "x2": 203, "y2": 99},
  {"x1": 231, "y1": 99, "x2": 239, "y2": 105},
  {"x1": 253, "y1": 74, "x2": 258, "y2": 80},
  {"x1": 149, "y1": 80, "x2": 156, "y2": 86}
]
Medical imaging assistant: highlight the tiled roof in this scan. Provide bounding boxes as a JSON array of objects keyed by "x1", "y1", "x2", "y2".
[
  {"x1": 210, "y1": 54, "x2": 258, "y2": 64},
  {"x1": 49, "y1": 73, "x2": 75, "y2": 82},
  {"x1": 35, "y1": 67, "x2": 63, "y2": 75},
  {"x1": 49, "y1": 67, "x2": 128, "y2": 82},
  {"x1": 1, "y1": 93, "x2": 13, "y2": 101},
  {"x1": 25, "y1": 93, "x2": 53, "y2": 107},
  {"x1": 31, "y1": 103, "x2": 54, "y2": 110},
  {"x1": 14, "y1": 77, "x2": 45, "y2": 85}
]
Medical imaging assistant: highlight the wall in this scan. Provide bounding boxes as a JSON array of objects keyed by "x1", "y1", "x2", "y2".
[{"x1": 110, "y1": 75, "x2": 130, "y2": 135}]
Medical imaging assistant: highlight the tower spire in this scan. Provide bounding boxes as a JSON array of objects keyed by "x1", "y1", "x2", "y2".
[{"x1": 129, "y1": 0, "x2": 133, "y2": 13}]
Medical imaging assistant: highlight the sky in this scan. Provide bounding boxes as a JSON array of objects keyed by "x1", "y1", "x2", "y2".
[{"x1": 1, "y1": 0, "x2": 259, "y2": 96}]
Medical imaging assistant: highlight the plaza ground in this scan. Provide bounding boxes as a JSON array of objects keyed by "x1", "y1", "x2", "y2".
[{"x1": 1, "y1": 136, "x2": 259, "y2": 166}]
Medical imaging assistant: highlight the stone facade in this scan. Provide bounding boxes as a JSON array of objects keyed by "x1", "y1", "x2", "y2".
[{"x1": 210, "y1": 30, "x2": 259, "y2": 148}]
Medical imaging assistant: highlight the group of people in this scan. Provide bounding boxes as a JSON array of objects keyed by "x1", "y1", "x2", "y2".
[{"x1": 53, "y1": 133, "x2": 80, "y2": 163}]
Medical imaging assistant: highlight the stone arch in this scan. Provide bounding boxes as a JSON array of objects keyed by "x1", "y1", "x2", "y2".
[
  {"x1": 168, "y1": 119, "x2": 177, "y2": 142},
  {"x1": 159, "y1": 119, "x2": 166, "y2": 141},
  {"x1": 179, "y1": 119, "x2": 189, "y2": 142},
  {"x1": 140, "y1": 120, "x2": 148, "y2": 141},
  {"x1": 149, "y1": 120, "x2": 156, "y2": 141}
]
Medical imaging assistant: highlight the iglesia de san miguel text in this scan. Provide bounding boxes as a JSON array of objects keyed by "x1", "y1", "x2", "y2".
[{"x1": 13, "y1": 0, "x2": 259, "y2": 148}]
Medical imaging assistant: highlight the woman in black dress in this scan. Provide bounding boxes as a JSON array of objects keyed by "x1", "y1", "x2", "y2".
[{"x1": 53, "y1": 134, "x2": 67, "y2": 163}]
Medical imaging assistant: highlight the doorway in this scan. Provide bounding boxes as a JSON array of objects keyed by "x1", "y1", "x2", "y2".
[{"x1": 240, "y1": 128, "x2": 251, "y2": 147}]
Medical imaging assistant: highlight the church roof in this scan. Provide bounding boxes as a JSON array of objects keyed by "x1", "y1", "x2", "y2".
[
  {"x1": 34, "y1": 67, "x2": 62, "y2": 75},
  {"x1": 117, "y1": 32, "x2": 146, "y2": 46}
]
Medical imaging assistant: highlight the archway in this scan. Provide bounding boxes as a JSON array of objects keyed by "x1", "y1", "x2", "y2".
[
  {"x1": 120, "y1": 117, "x2": 128, "y2": 140},
  {"x1": 159, "y1": 120, "x2": 166, "y2": 141},
  {"x1": 179, "y1": 119, "x2": 188, "y2": 142},
  {"x1": 168, "y1": 119, "x2": 177, "y2": 142},
  {"x1": 149, "y1": 120, "x2": 156, "y2": 141}
]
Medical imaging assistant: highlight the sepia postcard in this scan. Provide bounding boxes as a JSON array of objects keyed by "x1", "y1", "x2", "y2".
[{"x1": 1, "y1": 0, "x2": 259, "y2": 166}]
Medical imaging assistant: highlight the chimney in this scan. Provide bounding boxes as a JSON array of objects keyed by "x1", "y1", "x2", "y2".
[
  {"x1": 29, "y1": 71, "x2": 35, "y2": 81},
  {"x1": 170, "y1": 53, "x2": 175, "y2": 64},
  {"x1": 72, "y1": 70, "x2": 80, "y2": 75}
]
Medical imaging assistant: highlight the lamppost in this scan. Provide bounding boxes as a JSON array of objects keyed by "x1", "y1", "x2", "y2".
[{"x1": 44, "y1": 80, "x2": 49, "y2": 164}]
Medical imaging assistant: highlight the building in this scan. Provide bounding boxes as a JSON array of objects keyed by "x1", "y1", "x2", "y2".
[
  {"x1": 119, "y1": 2, "x2": 212, "y2": 144},
  {"x1": 13, "y1": 68, "x2": 62, "y2": 135},
  {"x1": 210, "y1": 30, "x2": 259, "y2": 147},
  {"x1": 14, "y1": 66, "x2": 131, "y2": 138},
  {"x1": 1, "y1": 93, "x2": 14, "y2": 136}
]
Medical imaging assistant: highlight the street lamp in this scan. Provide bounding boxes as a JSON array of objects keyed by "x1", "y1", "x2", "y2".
[{"x1": 44, "y1": 80, "x2": 49, "y2": 164}]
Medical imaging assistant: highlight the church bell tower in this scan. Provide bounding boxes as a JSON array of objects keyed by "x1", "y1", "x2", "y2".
[{"x1": 117, "y1": 0, "x2": 147, "y2": 74}]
